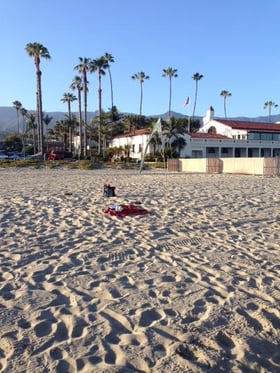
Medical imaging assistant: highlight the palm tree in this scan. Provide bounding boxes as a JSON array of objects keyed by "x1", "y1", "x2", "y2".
[
  {"x1": 163, "y1": 117, "x2": 185, "y2": 146},
  {"x1": 220, "y1": 90, "x2": 232, "y2": 119},
  {"x1": 12, "y1": 100, "x2": 22, "y2": 134},
  {"x1": 104, "y1": 53, "x2": 115, "y2": 120},
  {"x1": 26, "y1": 112, "x2": 37, "y2": 153},
  {"x1": 192, "y1": 72, "x2": 204, "y2": 119},
  {"x1": 74, "y1": 57, "x2": 91, "y2": 157},
  {"x1": 20, "y1": 107, "x2": 27, "y2": 155},
  {"x1": 43, "y1": 114, "x2": 53, "y2": 152},
  {"x1": 171, "y1": 136, "x2": 187, "y2": 157},
  {"x1": 162, "y1": 67, "x2": 178, "y2": 119},
  {"x1": 264, "y1": 101, "x2": 278, "y2": 122},
  {"x1": 20, "y1": 107, "x2": 27, "y2": 133},
  {"x1": 90, "y1": 56, "x2": 107, "y2": 155},
  {"x1": 61, "y1": 92, "x2": 77, "y2": 152},
  {"x1": 70, "y1": 76, "x2": 83, "y2": 158},
  {"x1": 25, "y1": 42, "x2": 51, "y2": 154},
  {"x1": 131, "y1": 72, "x2": 150, "y2": 116},
  {"x1": 52, "y1": 120, "x2": 69, "y2": 144}
]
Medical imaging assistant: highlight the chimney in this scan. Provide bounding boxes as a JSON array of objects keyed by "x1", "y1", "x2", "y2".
[{"x1": 203, "y1": 106, "x2": 214, "y2": 125}]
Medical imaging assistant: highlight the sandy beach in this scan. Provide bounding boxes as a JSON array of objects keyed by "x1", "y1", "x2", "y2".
[{"x1": 0, "y1": 167, "x2": 280, "y2": 372}]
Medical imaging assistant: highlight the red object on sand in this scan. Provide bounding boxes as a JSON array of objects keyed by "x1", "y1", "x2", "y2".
[{"x1": 104, "y1": 204, "x2": 149, "y2": 218}]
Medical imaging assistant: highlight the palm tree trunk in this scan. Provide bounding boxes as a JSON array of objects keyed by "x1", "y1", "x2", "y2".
[
  {"x1": 98, "y1": 73, "x2": 102, "y2": 155},
  {"x1": 140, "y1": 82, "x2": 143, "y2": 116},
  {"x1": 108, "y1": 67, "x2": 114, "y2": 120},
  {"x1": 67, "y1": 102, "x2": 72, "y2": 153},
  {"x1": 78, "y1": 90, "x2": 82, "y2": 159},
  {"x1": 224, "y1": 98, "x2": 227, "y2": 119},
  {"x1": 192, "y1": 82, "x2": 198, "y2": 119},
  {"x1": 168, "y1": 77, "x2": 172, "y2": 118},
  {"x1": 36, "y1": 91, "x2": 40, "y2": 153},
  {"x1": 16, "y1": 111, "x2": 20, "y2": 135},
  {"x1": 36, "y1": 66, "x2": 44, "y2": 155},
  {"x1": 83, "y1": 74, "x2": 88, "y2": 158}
]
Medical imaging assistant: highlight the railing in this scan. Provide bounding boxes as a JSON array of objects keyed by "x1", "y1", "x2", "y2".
[{"x1": 190, "y1": 138, "x2": 280, "y2": 146}]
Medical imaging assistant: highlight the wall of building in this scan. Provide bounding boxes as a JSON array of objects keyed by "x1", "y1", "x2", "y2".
[
  {"x1": 110, "y1": 134, "x2": 149, "y2": 159},
  {"x1": 199, "y1": 120, "x2": 232, "y2": 137}
]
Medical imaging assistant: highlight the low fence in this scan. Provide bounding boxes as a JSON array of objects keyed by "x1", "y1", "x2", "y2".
[{"x1": 167, "y1": 157, "x2": 280, "y2": 176}]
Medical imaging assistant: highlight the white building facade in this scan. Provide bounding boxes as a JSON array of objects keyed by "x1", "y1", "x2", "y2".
[
  {"x1": 184, "y1": 107, "x2": 280, "y2": 158},
  {"x1": 110, "y1": 129, "x2": 153, "y2": 160},
  {"x1": 109, "y1": 107, "x2": 280, "y2": 160}
]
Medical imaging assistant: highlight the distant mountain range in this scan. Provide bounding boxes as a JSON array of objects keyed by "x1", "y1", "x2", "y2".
[{"x1": 0, "y1": 106, "x2": 279, "y2": 138}]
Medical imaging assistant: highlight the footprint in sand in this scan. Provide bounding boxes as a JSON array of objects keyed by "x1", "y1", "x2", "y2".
[
  {"x1": 138, "y1": 308, "x2": 164, "y2": 327},
  {"x1": 0, "y1": 337, "x2": 14, "y2": 370}
]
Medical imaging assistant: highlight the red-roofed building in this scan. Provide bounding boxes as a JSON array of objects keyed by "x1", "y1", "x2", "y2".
[
  {"x1": 109, "y1": 108, "x2": 280, "y2": 160},
  {"x1": 110, "y1": 128, "x2": 152, "y2": 160},
  {"x1": 179, "y1": 107, "x2": 280, "y2": 158}
]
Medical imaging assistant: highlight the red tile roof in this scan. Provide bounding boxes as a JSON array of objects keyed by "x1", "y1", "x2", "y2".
[
  {"x1": 216, "y1": 119, "x2": 280, "y2": 132},
  {"x1": 113, "y1": 128, "x2": 150, "y2": 139}
]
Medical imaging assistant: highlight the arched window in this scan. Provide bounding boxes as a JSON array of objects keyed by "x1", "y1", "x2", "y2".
[{"x1": 208, "y1": 126, "x2": 217, "y2": 134}]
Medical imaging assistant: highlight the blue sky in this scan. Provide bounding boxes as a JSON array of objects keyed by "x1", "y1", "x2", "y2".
[{"x1": 1, "y1": 0, "x2": 280, "y2": 119}]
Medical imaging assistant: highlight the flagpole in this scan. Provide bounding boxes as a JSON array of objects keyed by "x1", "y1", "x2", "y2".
[{"x1": 182, "y1": 97, "x2": 190, "y2": 133}]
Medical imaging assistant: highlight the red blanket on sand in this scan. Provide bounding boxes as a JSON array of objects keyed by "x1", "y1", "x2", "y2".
[{"x1": 104, "y1": 204, "x2": 149, "y2": 217}]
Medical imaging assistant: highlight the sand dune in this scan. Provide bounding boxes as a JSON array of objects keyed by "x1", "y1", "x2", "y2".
[{"x1": 0, "y1": 167, "x2": 280, "y2": 372}]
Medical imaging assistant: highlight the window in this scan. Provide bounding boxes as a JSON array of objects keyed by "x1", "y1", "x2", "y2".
[
  {"x1": 208, "y1": 126, "x2": 217, "y2": 134},
  {"x1": 248, "y1": 133, "x2": 260, "y2": 140},
  {"x1": 273, "y1": 134, "x2": 280, "y2": 141},
  {"x1": 261, "y1": 133, "x2": 272, "y2": 141},
  {"x1": 207, "y1": 147, "x2": 216, "y2": 153},
  {"x1": 139, "y1": 144, "x2": 142, "y2": 152}
]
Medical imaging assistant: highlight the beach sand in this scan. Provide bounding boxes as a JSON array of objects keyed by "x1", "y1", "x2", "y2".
[{"x1": 0, "y1": 167, "x2": 280, "y2": 372}]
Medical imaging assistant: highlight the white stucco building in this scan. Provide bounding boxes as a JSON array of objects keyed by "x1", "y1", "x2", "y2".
[
  {"x1": 184, "y1": 107, "x2": 280, "y2": 158},
  {"x1": 109, "y1": 128, "x2": 156, "y2": 160},
  {"x1": 109, "y1": 107, "x2": 280, "y2": 160}
]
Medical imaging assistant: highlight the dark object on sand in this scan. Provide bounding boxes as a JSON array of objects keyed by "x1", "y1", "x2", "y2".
[{"x1": 104, "y1": 184, "x2": 116, "y2": 197}]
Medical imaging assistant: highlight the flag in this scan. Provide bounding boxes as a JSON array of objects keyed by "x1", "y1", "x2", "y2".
[
  {"x1": 149, "y1": 117, "x2": 162, "y2": 138},
  {"x1": 182, "y1": 96, "x2": 190, "y2": 108},
  {"x1": 139, "y1": 118, "x2": 162, "y2": 174}
]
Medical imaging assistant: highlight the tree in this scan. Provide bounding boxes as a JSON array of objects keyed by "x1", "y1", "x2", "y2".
[
  {"x1": 90, "y1": 56, "x2": 107, "y2": 155},
  {"x1": 163, "y1": 117, "x2": 185, "y2": 150},
  {"x1": 171, "y1": 137, "x2": 186, "y2": 157},
  {"x1": 25, "y1": 42, "x2": 51, "y2": 154},
  {"x1": 162, "y1": 67, "x2": 178, "y2": 119},
  {"x1": 20, "y1": 107, "x2": 28, "y2": 131},
  {"x1": 20, "y1": 107, "x2": 28, "y2": 155},
  {"x1": 70, "y1": 76, "x2": 83, "y2": 158},
  {"x1": 220, "y1": 90, "x2": 232, "y2": 119},
  {"x1": 61, "y1": 92, "x2": 77, "y2": 152},
  {"x1": 12, "y1": 100, "x2": 22, "y2": 134},
  {"x1": 192, "y1": 72, "x2": 204, "y2": 119},
  {"x1": 52, "y1": 119, "x2": 69, "y2": 144},
  {"x1": 43, "y1": 114, "x2": 53, "y2": 152},
  {"x1": 131, "y1": 72, "x2": 150, "y2": 116},
  {"x1": 4, "y1": 134, "x2": 22, "y2": 152},
  {"x1": 74, "y1": 57, "x2": 91, "y2": 157},
  {"x1": 25, "y1": 112, "x2": 37, "y2": 153},
  {"x1": 264, "y1": 101, "x2": 278, "y2": 122},
  {"x1": 104, "y1": 53, "x2": 115, "y2": 120}
]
